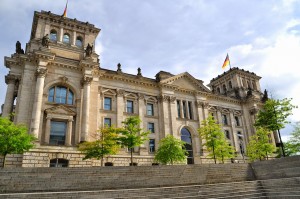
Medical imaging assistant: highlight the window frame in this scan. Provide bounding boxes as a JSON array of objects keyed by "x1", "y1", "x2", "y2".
[
  {"x1": 222, "y1": 114, "x2": 228, "y2": 125},
  {"x1": 48, "y1": 85, "x2": 74, "y2": 105},
  {"x1": 126, "y1": 100, "x2": 134, "y2": 114},
  {"x1": 75, "y1": 36, "x2": 83, "y2": 47},
  {"x1": 63, "y1": 33, "x2": 70, "y2": 44},
  {"x1": 104, "y1": 118, "x2": 111, "y2": 127},
  {"x1": 149, "y1": 139, "x2": 155, "y2": 153},
  {"x1": 148, "y1": 122, "x2": 155, "y2": 133},
  {"x1": 50, "y1": 30, "x2": 57, "y2": 41},
  {"x1": 104, "y1": 97, "x2": 112, "y2": 111},
  {"x1": 49, "y1": 120, "x2": 67, "y2": 146},
  {"x1": 146, "y1": 103, "x2": 154, "y2": 116}
]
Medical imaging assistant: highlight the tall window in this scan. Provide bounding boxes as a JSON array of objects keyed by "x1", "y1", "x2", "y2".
[
  {"x1": 222, "y1": 114, "x2": 228, "y2": 125},
  {"x1": 148, "y1": 122, "x2": 155, "y2": 133},
  {"x1": 225, "y1": 130, "x2": 230, "y2": 139},
  {"x1": 147, "y1": 103, "x2": 154, "y2": 116},
  {"x1": 182, "y1": 101, "x2": 187, "y2": 118},
  {"x1": 63, "y1": 33, "x2": 70, "y2": 44},
  {"x1": 223, "y1": 84, "x2": 227, "y2": 93},
  {"x1": 229, "y1": 81, "x2": 233, "y2": 89},
  {"x1": 50, "y1": 121, "x2": 67, "y2": 145},
  {"x1": 237, "y1": 131, "x2": 243, "y2": 140},
  {"x1": 126, "y1": 100, "x2": 134, "y2": 113},
  {"x1": 76, "y1": 36, "x2": 83, "y2": 47},
  {"x1": 48, "y1": 86, "x2": 74, "y2": 105},
  {"x1": 149, "y1": 139, "x2": 155, "y2": 153},
  {"x1": 104, "y1": 97, "x2": 112, "y2": 110},
  {"x1": 104, "y1": 118, "x2": 111, "y2": 127},
  {"x1": 217, "y1": 87, "x2": 221, "y2": 93},
  {"x1": 177, "y1": 100, "x2": 181, "y2": 118},
  {"x1": 188, "y1": 101, "x2": 193, "y2": 120},
  {"x1": 181, "y1": 128, "x2": 194, "y2": 164},
  {"x1": 235, "y1": 116, "x2": 240, "y2": 126},
  {"x1": 50, "y1": 30, "x2": 57, "y2": 41}
]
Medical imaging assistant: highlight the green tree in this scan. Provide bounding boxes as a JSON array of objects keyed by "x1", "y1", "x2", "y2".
[
  {"x1": 246, "y1": 127, "x2": 276, "y2": 162},
  {"x1": 198, "y1": 115, "x2": 235, "y2": 164},
  {"x1": 154, "y1": 135, "x2": 187, "y2": 165},
  {"x1": 117, "y1": 116, "x2": 150, "y2": 166},
  {"x1": 284, "y1": 122, "x2": 300, "y2": 156},
  {"x1": 78, "y1": 126, "x2": 120, "y2": 166},
  {"x1": 0, "y1": 117, "x2": 36, "y2": 167},
  {"x1": 255, "y1": 98, "x2": 297, "y2": 157}
]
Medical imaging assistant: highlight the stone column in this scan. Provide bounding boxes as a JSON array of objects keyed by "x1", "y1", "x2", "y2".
[
  {"x1": 169, "y1": 96, "x2": 177, "y2": 135},
  {"x1": 186, "y1": 101, "x2": 190, "y2": 119},
  {"x1": 159, "y1": 95, "x2": 171, "y2": 137},
  {"x1": 180, "y1": 100, "x2": 184, "y2": 118},
  {"x1": 66, "y1": 119, "x2": 73, "y2": 146},
  {"x1": 81, "y1": 77, "x2": 92, "y2": 142},
  {"x1": 30, "y1": 68, "x2": 47, "y2": 139},
  {"x1": 116, "y1": 89, "x2": 125, "y2": 127},
  {"x1": 138, "y1": 93, "x2": 145, "y2": 129},
  {"x1": 59, "y1": 27, "x2": 64, "y2": 42},
  {"x1": 44, "y1": 116, "x2": 51, "y2": 144},
  {"x1": 216, "y1": 107, "x2": 223, "y2": 125},
  {"x1": 72, "y1": 31, "x2": 77, "y2": 46},
  {"x1": 2, "y1": 74, "x2": 16, "y2": 117},
  {"x1": 229, "y1": 110, "x2": 239, "y2": 150}
]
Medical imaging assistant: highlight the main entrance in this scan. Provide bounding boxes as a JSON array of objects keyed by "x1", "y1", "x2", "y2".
[{"x1": 181, "y1": 128, "x2": 194, "y2": 164}]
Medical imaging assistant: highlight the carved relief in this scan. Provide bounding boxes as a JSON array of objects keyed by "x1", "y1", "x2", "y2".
[{"x1": 5, "y1": 74, "x2": 16, "y2": 84}]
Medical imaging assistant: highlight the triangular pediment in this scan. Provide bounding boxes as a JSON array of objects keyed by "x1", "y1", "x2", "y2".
[
  {"x1": 160, "y1": 72, "x2": 210, "y2": 92},
  {"x1": 45, "y1": 105, "x2": 76, "y2": 116}
]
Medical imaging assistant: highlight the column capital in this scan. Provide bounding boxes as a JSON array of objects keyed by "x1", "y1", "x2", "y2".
[
  {"x1": 138, "y1": 93, "x2": 145, "y2": 100},
  {"x1": 158, "y1": 95, "x2": 169, "y2": 102},
  {"x1": 116, "y1": 89, "x2": 125, "y2": 96},
  {"x1": 5, "y1": 74, "x2": 16, "y2": 84},
  {"x1": 169, "y1": 96, "x2": 176, "y2": 103},
  {"x1": 36, "y1": 68, "x2": 48, "y2": 78},
  {"x1": 83, "y1": 76, "x2": 93, "y2": 85}
]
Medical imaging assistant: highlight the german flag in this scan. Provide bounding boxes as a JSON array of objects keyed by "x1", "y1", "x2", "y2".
[
  {"x1": 222, "y1": 54, "x2": 230, "y2": 69},
  {"x1": 62, "y1": 0, "x2": 68, "y2": 18}
]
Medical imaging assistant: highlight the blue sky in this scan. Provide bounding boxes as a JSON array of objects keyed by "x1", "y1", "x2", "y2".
[{"x1": 0, "y1": 0, "x2": 299, "y2": 141}]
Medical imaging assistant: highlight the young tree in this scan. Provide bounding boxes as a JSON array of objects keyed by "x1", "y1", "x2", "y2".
[
  {"x1": 154, "y1": 135, "x2": 187, "y2": 165},
  {"x1": 246, "y1": 127, "x2": 276, "y2": 162},
  {"x1": 78, "y1": 126, "x2": 120, "y2": 166},
  {"x1": 255, "y1": 98, "x2": 297, "y2": 157},
  {"x1": 117, "y1": 116, "x2": 150, "y2": 166},
  {"x1": 0, "y1": 117, "x2": 36, "y2": 167},
  {"x1": 198, "y1": 115, "x2": 235, "y2": 164},
  {"x1": 284, "y1": 122, "x2": 300, "y2": 156}
]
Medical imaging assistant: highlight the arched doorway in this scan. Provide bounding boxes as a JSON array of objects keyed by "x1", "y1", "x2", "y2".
[{"x1": 181, "y1": 128, "x2": 194, "y2": 164}]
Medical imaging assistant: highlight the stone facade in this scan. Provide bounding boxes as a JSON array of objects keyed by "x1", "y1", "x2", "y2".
[{"x1": 1, "y1": 10, "x2": 276, "y2": 167}]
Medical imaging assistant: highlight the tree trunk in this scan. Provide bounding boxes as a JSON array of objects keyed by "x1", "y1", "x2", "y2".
[
  {"x1": 2, "y1": 154, "x2": 7, "y2": 168},
  {"x1": 130, "y1": 148, "x2": 133, "y2": 166},
  {"x1": 212, "y1": 144, "x2": 216, "y2": 164}
]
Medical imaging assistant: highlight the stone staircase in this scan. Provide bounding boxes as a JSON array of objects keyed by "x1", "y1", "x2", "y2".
[{"x1": 0, "y1": 156, "x2": 300, "y2": 198}]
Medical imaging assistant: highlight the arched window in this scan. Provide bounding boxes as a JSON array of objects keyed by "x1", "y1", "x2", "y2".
[
  {"x1": 229, "y1": 81, "x2": 232, "y2": 89},
  {"x1": 217, "y1": 87, "x2": 221, "y2": 94},
  {"x1": 223, "y1": 84, "x2": 227, "y2": 93},
  {"x1": 50, "y1": 30, "x2": 57, "y2": 41},
  {"x1": 76, "y1": 36, "x2": 83, "y2": 47},
  {"x1": 48, "y1": 86, "x2": 74, "y2": 105},
  {"x1": 63, "y1": 33, "x2": 70, "y2": 44},
  {"x1": 181, "y1": 128, "x2": 194, "y2": 164}
]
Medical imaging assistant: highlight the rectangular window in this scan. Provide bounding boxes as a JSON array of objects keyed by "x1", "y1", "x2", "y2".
[
  {"x1": 104, "y1": 97, "x2": 112, "y2": 110},
  {"x1": 104, "y1": 118, "x2": 111, "y2": 127},
  {"x1": 127, "y1": 100, "x2": 134, "y2": 113},
  {"x1": 182, "y1": 101, "x2": 187, "y2": 118},
  {"x1": 188, "y1": 101, "x2": 193, "y2": 120},
  {"x1": 148, "y1": 122, "x2": 155, "y2": 133},
  {"x1": 147, "y1": 103, "x2": 154, "y2": 116},
  {"x1": 177, "y1": 100, "x2": 181, "y2": 118},
  {"x1": 235, "y1": 116, "x2": 240, "y2": 126},
  {"x1": 149, "y1": 139, "x2": 155, "y2": 153},
  {"x1": 237, "y1": 131, "x2": 243, "y2": 140},
  {"x1": 225, "y1": 130, "x2": 230, "y2": 139},
  {"x1": 50, "y1": 121, "x2": 67, "y2": 145},
  {"x1": 222, "y1": 114, "x2": 228, "y2": 125}
]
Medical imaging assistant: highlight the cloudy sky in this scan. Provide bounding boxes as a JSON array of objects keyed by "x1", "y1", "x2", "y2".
[{"x1": 0, "y1": 0, "x2": 299, "y2": 141}]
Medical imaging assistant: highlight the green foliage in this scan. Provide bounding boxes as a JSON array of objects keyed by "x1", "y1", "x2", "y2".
[
  {"x1": 284, "y1": 122, "x2": 300, "y2": 156},
  {"x1": 117, "y1": 116, "x2": 150, "y2": 165},
  {"x1": 78, "y1": 126, "x2": 120, "y2": 166},
  {"x1": 154, "y1": 135, "x2": 187, "y2": 165},
  {"x1": 246, "y1": 127, "x2": 276, "y2": 162},
  {"x1": 198, "y1": 115, "x2": 235, "y2": 164},
  {"x1": 0, "y1": 117, "x2": 36, "y2": 167},
  {"x1": 255, "y1": 98, "x2": 297, "y2": 131}
]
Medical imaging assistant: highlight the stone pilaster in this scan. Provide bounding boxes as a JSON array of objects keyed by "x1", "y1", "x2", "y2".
[
  {"x1": 81, "y1": 76, "x2": 92, "y2": 142},
  {"x1": 158, "y1": 95, "x2": 171, "y2": 137},
  {"x1": 30, "y1": 67, "x2": 47, "y2": 139},
  {"x1": 116, "y1": 89, "x2": 125, "y2": 127},
  {"x1": 2, "y1": 74, "x2": 16, "y2": 117},
  {"x1": 229, "y1": 110, "x2": 239, "y2": 150},
  {"x1": 59, "y1": 27, "x2": 63, "y2": 42},
  {"x1": 65, "y1": 119, "x2": 73, "y2": 146},
  {"x1": 44, "y1": 116, "x2": 51, "y2": 144},
  {"x1": 169, "y1": 96, "x2": 177, "y2": 135},
  {"x1": 72, "y1": 31, "x2": 77, "y2": 46}
]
